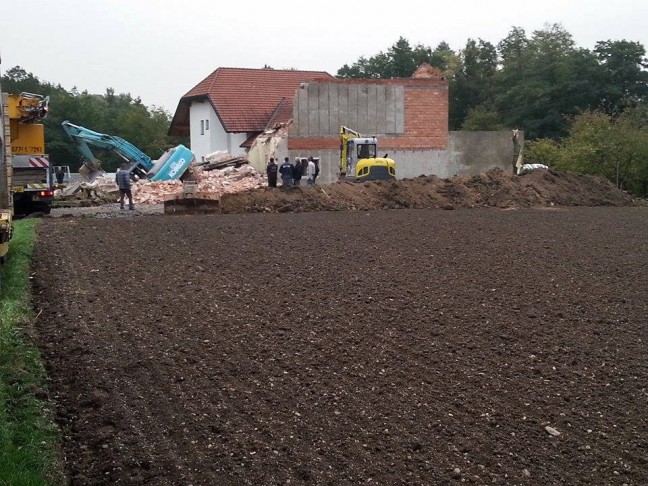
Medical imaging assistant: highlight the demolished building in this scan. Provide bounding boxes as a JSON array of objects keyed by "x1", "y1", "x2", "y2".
[{"x1": 170, "y1": 65, "x2": 521, "y2": 185}]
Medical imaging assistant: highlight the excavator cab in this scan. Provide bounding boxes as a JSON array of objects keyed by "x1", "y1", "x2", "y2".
[
  {"x1": 344, "y1": 137, "x2": 395, "y2": 182},
  {"x1": 340, "y1": 126, "x2": 395, "y2": 182}
]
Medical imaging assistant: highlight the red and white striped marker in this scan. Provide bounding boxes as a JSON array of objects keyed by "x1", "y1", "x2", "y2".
[{"x1": 28, "y1": 157, "x2": 49, "y2": 168}]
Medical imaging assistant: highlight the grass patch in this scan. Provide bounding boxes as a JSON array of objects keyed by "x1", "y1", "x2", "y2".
[{"x1": 0, "y1": 219, "x2": 65, "y2": 485}]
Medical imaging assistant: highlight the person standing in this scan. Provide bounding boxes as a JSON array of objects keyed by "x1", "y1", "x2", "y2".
[
  {"x1": 279, "y1": 157, "x2": 294, "y2": 188},
  {"x1": 293, "y1": 157, "x2": 304, "y2": 186},
  {"x1": 115, "y1": 163, "x2": 134, "y2": 210},
  {"x1": 313, "y1": 157, "x2": 320, "y2": 184},
  {"x1": 55, "y1": 166, "x2": 65, "y2": 185},
  {"x1": 306, "y1": 157, "x2": 317, "y2": 186},
  {"x1": 266, "y1": 157, "x2": 278, "y2": 187}
]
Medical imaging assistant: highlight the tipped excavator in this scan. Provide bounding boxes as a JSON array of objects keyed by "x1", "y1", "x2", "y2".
[{"x1": 61, "y1": 121, "x2": 195, "y2": 183}]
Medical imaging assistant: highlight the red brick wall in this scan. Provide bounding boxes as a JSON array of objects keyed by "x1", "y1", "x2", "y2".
[{"x1": 289, "y1": 81, "x2": 448, "y2": 151}]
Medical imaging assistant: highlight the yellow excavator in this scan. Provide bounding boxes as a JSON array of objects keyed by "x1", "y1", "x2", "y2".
[{"x1": 339, "y1": 126, "x2": 396, "y2": 182}]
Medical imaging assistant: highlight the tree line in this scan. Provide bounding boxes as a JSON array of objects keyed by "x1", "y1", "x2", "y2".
[
  {"x1": 339, "y1": 24, "x2": 648, "y2": 195},
  {"x1": 1, "y1": 66, "x2": 187, "y2": 172},
  {"x1": 3, "y1": 24, "x2": 647, "y2": 193}
]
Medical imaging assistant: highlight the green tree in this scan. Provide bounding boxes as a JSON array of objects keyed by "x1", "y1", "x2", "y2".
[
  {"x1": 452, "y1": 38, "x2": 498, "y2": 129},
  {"x1": 1, "y1": 66, "x2": 185, "y2": 172},
  {"x1": 337, "y1": 37, "x2": 457, "y2": 79},
  {"x1": 595, "y1": 40, "x2": 648, "y2": 114},
  {"x1": 461, "y1": 104, "x2": 506, "y2": 131},
  {"x1": 495, "y1": 24, "x2": 577, "y2": 138},
  {"x1": 542, "y1": 108, "x2": 648, "y2": 195}
]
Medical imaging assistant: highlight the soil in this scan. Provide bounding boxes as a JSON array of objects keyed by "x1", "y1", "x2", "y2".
[
  {"x1": 219, "y1": 169, "x2": 639, "y2": 214},
  {"x1": 48, "y1": 168, "x2": 640, "y2": 220},
  {"x1": 31, "y1": 206, "x2": 647, "y2": 485}
]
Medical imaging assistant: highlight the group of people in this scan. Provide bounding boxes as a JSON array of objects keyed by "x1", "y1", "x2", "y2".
[{"x1": 266, "y1": 156, "x2": 319, "y2": 188}]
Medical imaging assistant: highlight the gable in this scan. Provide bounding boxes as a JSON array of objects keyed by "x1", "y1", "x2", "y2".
[{"x1": 169, "y1": 68, "x2": 334, "y2": 136}]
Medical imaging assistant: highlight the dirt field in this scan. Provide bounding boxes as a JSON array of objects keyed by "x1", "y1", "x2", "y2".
[{"x1": 31, "y1": 206, "x2": 646, "y2": 485}]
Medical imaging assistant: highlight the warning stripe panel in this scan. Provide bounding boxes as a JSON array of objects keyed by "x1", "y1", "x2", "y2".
[
  {"x1": 27, "y1": 184, "x2": 48, "y2": 189},
  {"x1": 28, "y1": 157, "x2": 50, "y2": 168}
]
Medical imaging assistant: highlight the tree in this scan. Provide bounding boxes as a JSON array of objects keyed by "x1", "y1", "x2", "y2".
[
  {"x1": 451, "y1": 39, "x2": 498, "y2": 129},
  {"x1": 461, "y1": 104, "x2": 506, "y2": 131},
  {"x1": 532, "y1": 108, "x2": 648, "y2": 195},
  {"x1": 595, "y1": 40, "x2": 648, "y2": 114},
  {"x1": 1, "y1": 66, "x2": 185, "y2": 172},
  {"x1": 337, "y1": 37, "x2": 456, "y2": 79}
]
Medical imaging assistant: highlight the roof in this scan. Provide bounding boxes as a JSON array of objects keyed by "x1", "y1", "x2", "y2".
[{"x1": 169, "y1": 67, "x2": 334, "y2": 136}]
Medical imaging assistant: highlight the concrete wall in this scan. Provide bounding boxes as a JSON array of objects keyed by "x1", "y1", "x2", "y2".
[
  {"x1": 285, "y1": 131, "x2": 521, "y2": 185},
  {"x1": 447, "y1": 131, "x2": 523, "y2": 177},
  {"x1": 294, "y1": 83, "x2": 405, "y2": 136}
]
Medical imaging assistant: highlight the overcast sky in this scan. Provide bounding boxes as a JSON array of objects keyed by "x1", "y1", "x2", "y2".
[{"x1": 1, "y1": 0, "x2": 646, "y2": 115}]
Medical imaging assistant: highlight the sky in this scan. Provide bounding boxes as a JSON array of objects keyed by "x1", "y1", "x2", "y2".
[{"x1": 1, "y1": 0, "x2": 646, "y2": 115}]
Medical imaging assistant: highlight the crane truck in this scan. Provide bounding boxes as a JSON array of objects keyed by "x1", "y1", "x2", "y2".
[
  {"x1": 61, "y1": 121, "x2": 195, "y2": 183},
  {"x1": 339, "y1": 126, "x2": 396, "y2": 182}
]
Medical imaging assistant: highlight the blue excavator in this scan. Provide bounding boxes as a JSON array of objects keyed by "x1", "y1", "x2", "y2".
[{"x1": 61, "y1": 121, "x2": 194, "y2": 182}]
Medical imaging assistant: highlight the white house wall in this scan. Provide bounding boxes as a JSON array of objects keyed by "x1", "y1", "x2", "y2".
[{"x1": 189, "y1": 100, "x2": 248, "y2": 161}]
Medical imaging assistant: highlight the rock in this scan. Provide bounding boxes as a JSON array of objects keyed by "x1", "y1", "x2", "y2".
[
  {"x1": 545, "y1": 426, "x2": 561, "y2": 437},
  {"x1": 522, "y1": 468, "x2": 531, "y2": 477},
  {"x1": 451, "y1": 467, "x2": 461, "y2": 478}
]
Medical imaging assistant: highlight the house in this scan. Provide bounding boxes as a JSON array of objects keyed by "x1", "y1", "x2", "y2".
[
  {"x1": 171, "y1": 65, "x2": 520, "y2": 184},
  {"x1": 168, "y1": 67, "x2": 334, "y2": 163}
]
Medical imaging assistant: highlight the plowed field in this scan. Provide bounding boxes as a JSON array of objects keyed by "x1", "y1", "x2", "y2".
[{"x1": 32, "y1": 207, "x2": 647, "y2": 485}]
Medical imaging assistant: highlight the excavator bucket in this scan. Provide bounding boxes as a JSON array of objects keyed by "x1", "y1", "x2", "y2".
[
  {"x1": 79, "y1": 160, "x2": 104, "y2": 183},
  {"x1": 163, "y1": 181, "x2": 221, "y2": 215}
]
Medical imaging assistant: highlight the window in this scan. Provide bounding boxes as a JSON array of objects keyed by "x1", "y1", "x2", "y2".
[
  {"x1": 205, "y1": 119, "x2": 209, "y2": 131},
  {"x1": 357, "y1": 143, "x2": 376, "y2": 159},
  {"x1": 200, "y1": 120, "x2": 204, "y2": 135}
]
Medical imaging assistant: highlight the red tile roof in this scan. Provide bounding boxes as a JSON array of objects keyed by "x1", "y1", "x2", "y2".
[{"x1": 169, "y1": 68, "x2": 334, "y2": 136}]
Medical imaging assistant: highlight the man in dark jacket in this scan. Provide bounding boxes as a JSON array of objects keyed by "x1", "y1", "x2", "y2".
[
  {"x1": 115, "y1": 163, "x2": 134, "y2": 210},
  {"x1": 293, "y1": 157, "x2": 304, "y2": 186},
  {"x1": 279, "y1": 157, "x2": 294, "y2": 188},
  {"x1": 266, "y1": 157, "x2": 278, "y2": 187}
]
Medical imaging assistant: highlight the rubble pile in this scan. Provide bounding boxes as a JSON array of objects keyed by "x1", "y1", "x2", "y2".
[
  {"x1": 197, "y1": 151, "x2": 248, "y2": 171},
  {"x1": 193, "y1": 165, "x2": 266, "y2": 194},
  {"x1": 132, "y1": 164, "x2": 266, "y2": 204},
  {"x1": 53, "y1": 176, "x2": 119, "y2": 207},
  {"x1": 132, "y1": 180, "x2": 182, "y2": 204}
]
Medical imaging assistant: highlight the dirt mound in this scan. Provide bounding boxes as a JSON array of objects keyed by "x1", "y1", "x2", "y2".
[{"x1": 220, "y1": 168, "x2": 638, "y2": 214}]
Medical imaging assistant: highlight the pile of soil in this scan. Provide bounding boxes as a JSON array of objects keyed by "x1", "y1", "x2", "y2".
[
  {"x1": 32, "y1": 208, "x2": 647, "y2": 485},
  {"x1": 220, "y1": 169, "x2": 638, "y2": 214}
]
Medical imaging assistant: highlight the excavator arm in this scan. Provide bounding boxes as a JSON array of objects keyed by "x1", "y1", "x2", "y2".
[
  {"x1": 62, "y1": 121, "x2": 195, "y2": 183},
  {"x1": 340, "y1": 126, "x2": 363, "y2": 177},
  {"x1": 61, "y1": 121, "x2": 153, "y2": 181}
]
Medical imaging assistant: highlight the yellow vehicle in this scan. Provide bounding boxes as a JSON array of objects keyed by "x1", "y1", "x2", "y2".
[
  {"x1": 339, "y1": 126, "x2": 396, "y2": 182},
  {"x1": 6, "y1": 92, "x2": 53, "y2": 215},
  {"x1": 0, "y1": 82, "x2": 12, "y2": 264}
]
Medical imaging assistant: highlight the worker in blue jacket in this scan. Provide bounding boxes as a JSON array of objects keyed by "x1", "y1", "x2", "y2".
[
  {"x1": 115, "y1": 163, "x2": 134, "y2": 210},
  {"x1": 279, "y1": 157, "x2": 294, "y2": 188}
]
